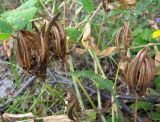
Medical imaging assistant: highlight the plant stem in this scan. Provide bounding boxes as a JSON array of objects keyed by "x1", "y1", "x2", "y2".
[
  {"x1": 77, "y1": 3, "x2": 102, "y2": 42},
  {"x1": 129, "y1": 42, "x2": 160, "y2": 49},
  {"x1": 68, "y1": 56, "x2": 85, "y2": 111},
  {"x1": 88, "y1": 49, "x2": 106, "y2": 122},
  {"x1": 76, "y1": 79, "x2": 97, "y2": 110}
]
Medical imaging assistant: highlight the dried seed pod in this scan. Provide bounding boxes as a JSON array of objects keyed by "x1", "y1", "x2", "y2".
[
  {"x1": 16, "y1": 28, "x2": 49, "y2": 78},
  {"x1": 48, "y1": 19, "x2": 67, "y2": 62},
  {"x1": 124, "y1": 48, "x2": 156, "y2": 96},
  {"x1": 115, "y1": 22, "x2": 132, "y2": 50},
  {"x1": 16, "y1": 13, "x2": 67, "y2": 78}
]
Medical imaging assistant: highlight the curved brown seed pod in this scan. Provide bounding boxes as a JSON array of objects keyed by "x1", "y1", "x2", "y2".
[
  {"x1": 136, "y1": 62, "x2": 145, "y2": 94},
  {"x1": 44, "y1": 13, "x2": 61, "y2": 45},
  {"x1": 22, "y1": 37, "x2": 31, "y2": 69},
  {"x1": 53, "y1": 25, "x2": 61, "y2": 56},
  {"x1": 126, "y1": 48, "x2": 146, "y2": 90},
  {"x1": 128, "y1": 28, "x2": 133, "y2": 41},
  {"x1": 134, "y1": 48, "x2": 147, "y2": 80},
  {"x1": 40, "y1": 34, "x2": 46, "y2": 62},
  {"x1": 115, "y1": 27, "x2": 123, "y2": 50},
  {"x1": 144, "y1": 58, "x2": 152, "y2": 85},
  {"x1": 122, "y1": 22, "x2": 129, "y2": 49},
  {"x1": 16, "y1": 38, "x2": 25, "y2": 67},
  {"x1": 148, "y1": 57, "x2": 156, "y2": 79},
  {"x1": 54, "y1": 21, "x2": 66, "y2": 60},
  {"x1": 18, "y1": 33, "x2": 30, "y2": 69},
  {"x1": 54, "y1": 21, "x2": 66, "y2": 40}
]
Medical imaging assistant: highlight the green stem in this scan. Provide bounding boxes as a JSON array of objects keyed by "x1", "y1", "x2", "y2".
[
  {"x1": 76, "y1": 79, "x2": 97, "y2": 110},
  {"x1": 68, "y1": 56, "x2": 85, "y2": 111},
  {"x1": 88, "y1": 49, "x2": 106, "y2": 122}
]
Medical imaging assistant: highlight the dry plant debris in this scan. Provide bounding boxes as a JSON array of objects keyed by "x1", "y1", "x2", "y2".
[
  {"x1": 118, "y1": 0, "x2": 136, "y2": 5},
  {"x1": 123, "y1": 48, "x2": 156, "y2": 96},
  {"x1": 82, "y1": 22, "x2": 117, "y2": 57},
  {"x1": 16, "y1": 13, "x2": 67, "y2": 78},
  {"x1": 115, "y1": 22, "x2": 133, "y2": 50},
  {"x1": 65, "y1": 89, "x2": 81, "y2": 121}
]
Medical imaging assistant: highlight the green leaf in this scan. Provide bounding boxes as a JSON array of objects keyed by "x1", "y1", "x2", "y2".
[
  {"x1": 142, "y1": 29, "x2": 153, "y2": 41},
  {"x1": 130, "y1": 101, "x2": 151, "y2": 111},
  {"x1": 5, "y1": 7, "x2": 38, "y2": 31},
  {"x1": 88, "y1": 111, "x2": 96, "y2": 121},
  {"x1": 17, "y1": 0, "x2": 38, "y2": 10},
  {"x1": 66, "y1": 27, "x2": 81, "y2": 42},
  {"x1": 150, "y1": 112, "x2": 160, "y2": 120},
  {"x1": 81, "y1": 0, "x2": 94, "y2": 13},
  {"x1": 133, "y1": 28, "x2": 143, "y2": 36},
  {"x1": 70, "y1": 70, "x2": 113, "y2": 90},
  {"x1": 1, "y1": 0, "x2": 38, "y2": 17},
  {"x1": 155, "y1": 76, "x2": 160, "y2": 91},
  {"x1": 0, "y1": 33, "x2": 11, "y2": 40},
  {"x1": 0, "y1": 18, "x2": 13, "y2": 34}
]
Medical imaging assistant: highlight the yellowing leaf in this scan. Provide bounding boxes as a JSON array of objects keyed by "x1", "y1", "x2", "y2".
[
  {"x1": 152, "y1": 30, "x2": 160, "y2": 38},
  {"x1": 97, "y1": 47, "x2": 117, "y2": 57},
  {"x1": 82, "y1": 22, "x2": 91, "y2": 41}
]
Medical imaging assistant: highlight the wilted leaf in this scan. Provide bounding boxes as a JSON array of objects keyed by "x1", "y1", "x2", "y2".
[
  {"x1": 82, "y1": 22, "x2": 91, "y2": 41},
  {"x1": 81, "y1": 0, "x2": 94, "y2": 13},
  {"x1": 98, "y1": 47, "x2": 117, "y2": 57}
]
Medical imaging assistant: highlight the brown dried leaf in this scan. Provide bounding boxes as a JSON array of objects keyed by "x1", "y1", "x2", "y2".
[
  {"x1": 97, "y1": 47, "x2": 117, "y2": 57},
  {"x1": 82, "y1": 22, "x2": 91, "y2": 41},
  {"x1": 3, "y1": 38, "x2": 13, "y2": 58}
]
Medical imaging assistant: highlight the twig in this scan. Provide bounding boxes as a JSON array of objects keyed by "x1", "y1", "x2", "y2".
[
  {"x1": 13, "y1": 76, "x2": 36, "y2": 96},
  {"x1": 117, "y1": 95, "x2": 160, "y2": 104},
  {"x1": 47, "y1": 70, "x2": 160, "y2": 104}
]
